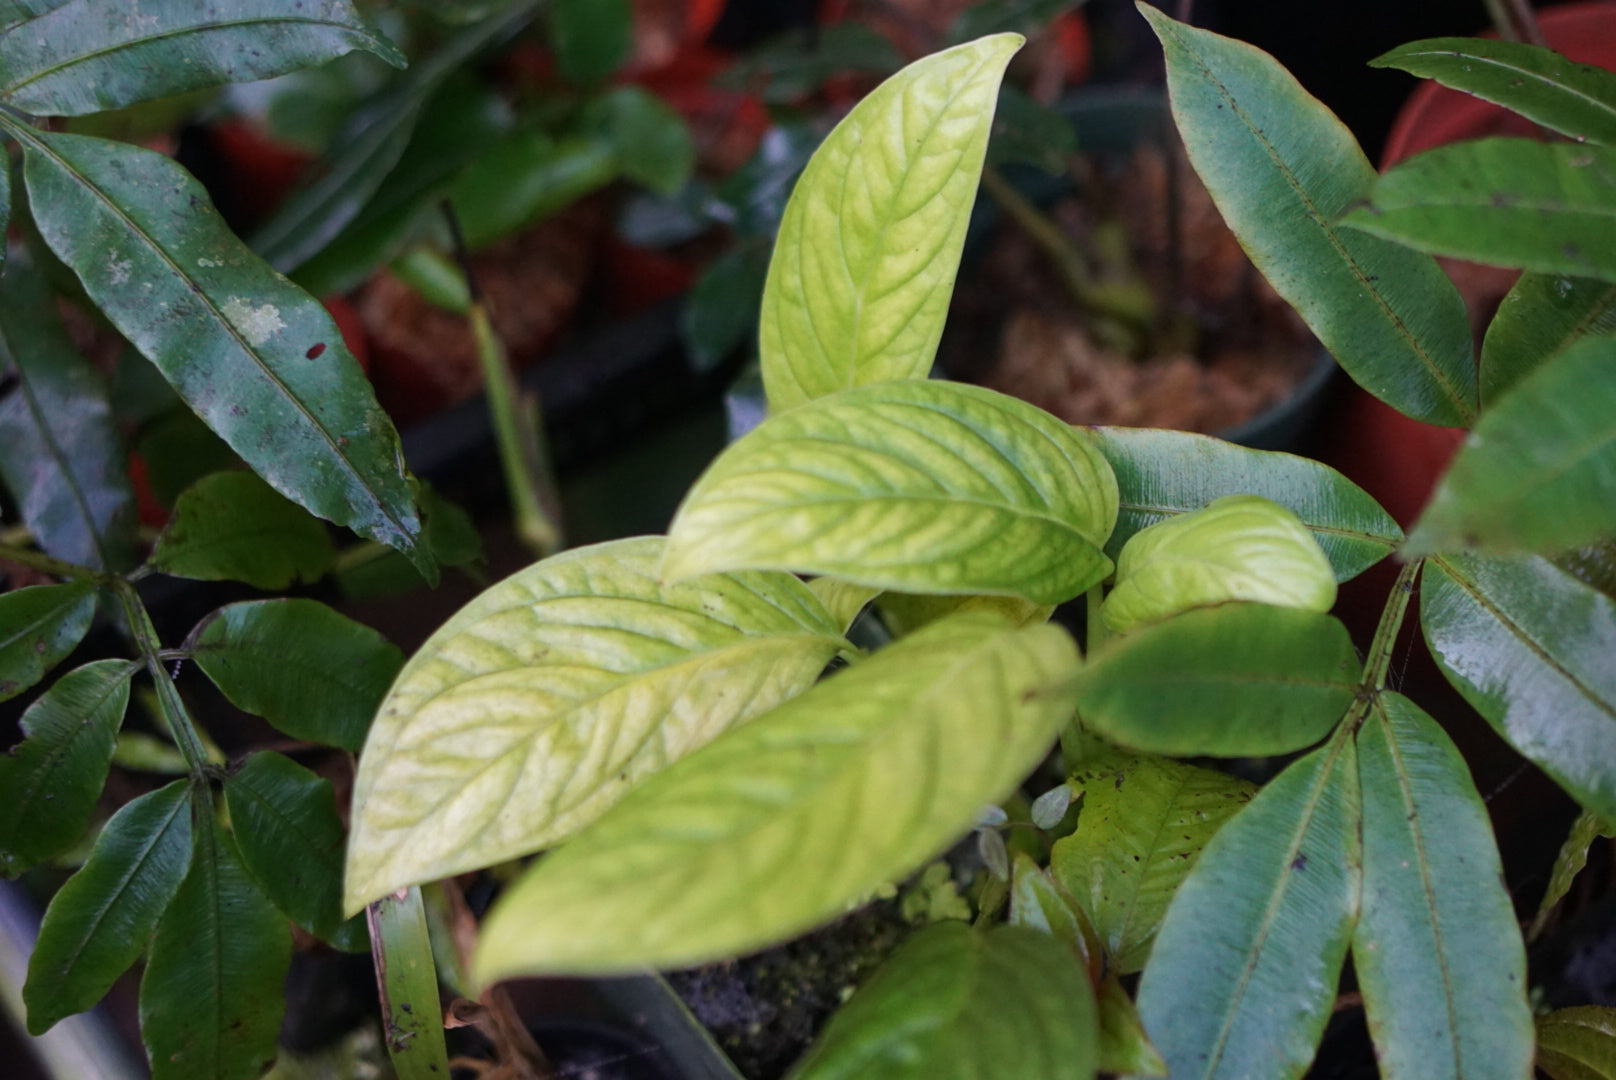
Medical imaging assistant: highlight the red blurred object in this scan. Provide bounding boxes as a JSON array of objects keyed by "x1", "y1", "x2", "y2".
[
  {"x1": 127, "y1": 454, "x2": 169, "y2": 529},
  {"x1": 207, "y1": 117, "x2": 313, "y2": 227},
  {"x1": 604, "y1": 237, "x2": 699, "y2": 316},
  {"x1": 321, "y1": 295, "x2": 370, "y2": 374}
]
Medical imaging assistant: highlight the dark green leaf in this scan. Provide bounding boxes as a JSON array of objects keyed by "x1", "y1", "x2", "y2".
[
  {"x1": 20, "y1": 129, "x2": 430, "y2": 575},
  {"x1": 191, "y1": 598, "x2": 403, "y2": 752},
  {"x1": 139, "y1": 817, "x2": 291, "y2": 1080},
  {"x1": 581, "y1": 85, "x2": 694, "y2": 196},
  {"x1": 0, "y1": 260, "x2": 138, "y2": 572},
  {"x1": 1097, "y1": 976, "x2": 1167, "y2": 1078},
  {"x1": 1135, "y1": 736, "x2": 1361, "y2": 1080},
  {"x1": 332, "y1": 483, "x2": 484, "y2": 599},
  {"x1": 1142, "y1": 7, "x2": 1477, "y2": 427},
  {"x1": 719, "y1": 23, "x2": 904, "y2": 104},
  {"x1": 1352, "y1": 693, "x2": 1532, "y2": 1080},
  {"x1": 134, "y1": 411, "x2": 238, "y2": 509},
  {"x1": 1537, "y1": 1007, "x2": 1616, "y2": 1080},
  {"x1": 1481, "y1": 273, "x2": 1616, "y2": 408},
  {"x1": 0, "y1": 0, "x2": 69, "y2": 34},
  {"x1": 1531, "y1": 810, "x2": 1616, "y2": 939},
  {"x1": 368, "y1": 887, "x2": 450, "y2": 1080},
  {"x1": 1407, "y1": 336, "x2": 1616, "y2": 557},
  {"x1": 787, "y1": 921, "x2": 1097, "y2": 1080},
  {"x1": 0, "y1": 659, "x2": 133, "y2": 878},
  {"x1": 1051, "y1": 754, "x2": 1255, "y2": 974},
  {"x1": 987, "y1": 85, "x2": 1078, "y2": 174},
  {"x1": 0, "y1": 0, "x2": 404, "y2": 118},
  {"x1": 682, "y1": 245, "x2": 769, "y2": 372},
  {"x1": 1073, "y1": 604, "x2": 1360, "y2": 757},
  {"x1": 24, "y1": 780, "x2": 191, "y2": 1034},
  {"x1": 446, "y1": 129, "x2": 618, "y2": 249},
  {"x1": 0, "y1": 581, "x2": 96, "y2": 703},
  {"x1": 148, "y1": 471, "x2": 334, "y2": 588},
  {"x1": 1343, "y1": 140, "x2": 1616, "y2": 281},
  {"x1": 546, "y1": 0, "x2": 629, "y2": 81},
  {"x1": 716, "y1": 122, "x2": 820, "y2": 239},
  {"x1": 1092, "y1": 427, "x2": 1402, "y2": 582},
  {"x1": 948, "y1": 0, "x2": 1076, "y2": 43},
  {"x1": 1422, "y1": 552, "x2": 1616, "y2": 823},
  {"x1": 226, "y1": 752, "x2": 366, "y2": 951},
  {"x1": 1372, "y1": 38, "x2": 1616, "y2": 146}
]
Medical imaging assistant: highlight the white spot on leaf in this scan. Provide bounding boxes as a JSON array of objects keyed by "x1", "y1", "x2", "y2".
[
  {"x1": 108, "y1": 258, "x2": 132, "y2": 285},
  {"x1": 221, "y1": 297, "x2": 285, "y2": 347}
]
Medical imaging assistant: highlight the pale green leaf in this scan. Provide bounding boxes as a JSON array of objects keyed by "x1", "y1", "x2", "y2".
[
  {"x1": 1531, "y1": 810, "x2": 1616, "y2": 939},
  {"x1": 1422, "y1": 552, "x2": 1616, "y2": 823},
  {"x1": 19, "y1": 129, "x2": 430, "y2": 574},
  {"x1": 1051, "y1": 754, "x2": 1255, "y2": 974},
  {"x1": 1141, "y1": 7, "x2": 1476, "y2": 427},
  {"x1": 1091, "y1": 426, "x2": 1402, "y2": 582},
  {"x1": 1407, "y1": 336, "x2": 1616, "y2": 557},
  {"x1": 808, "y1": 577, "x2": 882, "y2": 634},
  {"x1": 0, "y1": 0, "x2": 403, "y2": 117},
  {"x1": 1352, "y1": 693, "x2": 1532, "y2": 1080},
  {"x1": 1072, "y1": 604, "x2": 1360, "y2": 757},
  {"x1": 24, "y1": 780, "x2": 190, "y2": 1035},
  {"x1": 786, "y1": 921, "x2": 1097, "y2": 1080},
  {"x1": 148, "y1": 471, "x2": 334, "y2": 588},
  {"x1": 0, "y1": 581, "x2": 96, "y2": 704},
  {"x1": 346, "y1": 537, "x2": 847, "y2": 911},
  {"x1": 662, "y1": 380, "x2": 1118, "y2": 605},
  {"x1": 878, "y1": 591, "x2": 1052, "y2": 637},
  {"x1": 760, "y1": 34, "x2": 1022, "y2": 411},
  {"x1": 1481, "y1": 273, "x2": 1616, "y2": 408},
  {"x1": 1538, "y1": 1007, "x2": 1616, "y2": 1080},
  {"x1": 471, "y1": 613, "x2": 1080, "y2": 979},
  {"x1": 1136, "y1": 735, "x2": 1361, "y2": 1080}
]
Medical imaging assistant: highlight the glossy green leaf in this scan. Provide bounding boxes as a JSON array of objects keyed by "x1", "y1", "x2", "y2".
[
  {"x1": 1343, "y1": 140, "x2": 1616, "y2": 280},
  {"x1": 1481, "y1": 273, "x2": 1616, "y2": 408},
  {"x1": 1102, "y1": 495, "x2": 1337, "y2": 635},
  {"x1": 226, "y1": 752, "x2": 366, "y2": 951},
  {"x1": 1008, "y1": 851, "x2": 1100, "y2": 977},
  {"x1": 20, "y1": 130, "x2": 431, "y2": 575},
  {"x1": 1092, "y1": 427, "x2": 1402, "y2": 582},
  {"x1": 446, "y1": 129, "x2": 618, "y2": 249},
  {"x1": 1407, "y1": 336, "x2": 1616, "y2": 556},
  {"x1": 582, "y1": 85, "x2": 693, "y2": 196},
  {"x1": 0, "y1": 260, "x2": 137, "y2": 571},
  {"x1": 1352, "y1": 693, "x2": 1532, "y2": 1080},
  {"x1": 1142, "y1": 7, "x2": 1476, "y2": 427},
  {"x1": 1097, "y1": 976, "x2": 1167, "y2": 1078},
  {"x1": 0, "y1": 0, "x2": 403, "y2": 117},
  {"x1": 1051, "y1": 754, "x2": 1255, "y2": 974},
  {"x1": 1135, "y1": 735, "x2": 1361, "y2": 1080},
  {"x1": 759, "y1": 34, "x2": 1021, "y2": 412},
  {"x1": 663, "y1": 380, "x2": 1118, "y2": 604},
  {"x1": 471, "y1": 613, "x2": 1080, "y2": 979},
  {"x1": 1073, "y1": 604, "x2": 1359, "y2": 757},
  {"x1": 787, "y1": 921, "x2": 1097, "y2": 1080},
  {"x1": 1422, "y1": 552, "x2": 1616, "y2": 823},
  {"x1": 877, "y1": 592, "x2": 1053, "y2": 637},
  {"x1": 1538, "y1": 1007, "x2": 1616, "y2": 1080},
  {"x1": 346, "y1": 537, "x2": 846, "y2": 911},
  {"x1": 190, "y1": 598, "x2": 403, "y2": 753},
  {"x1": 1372, "y1": 38, "x2": 1616, "y2": 146},
  {"x1": 546, "y1": 0, "x2": 629, "y2": 81},
  {"x1": 139, "y1": 818, "x2": 290, "y2": 1080},
  {"x1": 0, "y1": 581, "x2": 96, "y2": 703},
  {"x1": 148, "y1": 471, "x2": 334, "y2": 588},
  {"x1": 24, "y1": 780, "x2": 191, "y2": 1035},
  {"x1": 0, "y1": 659, "x2": 133, "y2": 878},
  {"x1": 1531, "y1": 810, "x2": 1616, "y2": 939},
  {"x1": 368, "y1": 886, "x2": 449, "y2": 1080}
]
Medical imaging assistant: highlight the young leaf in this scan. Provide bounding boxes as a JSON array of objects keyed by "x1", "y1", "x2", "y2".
[
  {"x1": 346, "y1": 537, "x2": 847, "y2": 912},
  {"x1": 1371, "y1": 38, "x2": 1616, "y2": 146},
  {"x1": 662, "y1": 380, "x2": 1119, "y2": 605},
  {"x1": 1422, "y1": 553, "x2": 1616, "y2": 823},
  {"x1": 0, "y1": 581, "x2": 96, "y2": 704},
  {"x1": 1480, "y1": 273, "x2": 1616, "y2": 408},
  {"x1": 1091, "y1": 427, "x2": 1402, "y2": 582},
  {"x1": 1531, "y1": 810, "x2": 1616, "y2": 939},
  {"x1": 0, "y1": 659, "x2": 133, "y2": 878},
  {"x1": 1072, "y1": 604, "x2": 1360, "y2": 757},
  {"x1": 759, "y1": 34, "x2": 1022, "y2": 411},
  {"x1": 1141, "y1": 7, "x2": 1476, "y2": 428},
  {"x1": 19, "y1": 130, "x2": 431, "y2": 575},
  {"x1": 1342, "y1": 140, "x2": 1616, "y2": 281},
  {"x1": 147, "y1": 471, "x2": 334, "y2": 589},
  {"x1": 139, "y1": 818, "x2": 291, "y2": 1080},
  {"x1": 471, "y1": 613, "x2": 1080, "y2": 980},
  {"x1": 1009, "y1": 852, "x2": 1100, "y2": 978},
  {"x1": 0, "y1": 0, "x2": 404, "y2": 117},
  {"x1": 1537, "y1": 1007, "x2": 1616, "y2": 1080},
  {"x1": 24, "y1": 780, "x2": 191, "y2": 1035},
  {"x1": 1051, "y1": 754, "x2": 1256, "y2": 974},
  {"x1": 1352, "y1": 693, "x2": 1533, "y2": 1080},
  {"x1": 190, "y1": 598, "x2": 403, "y2": 753},
  {"x1": 1135, "y1": 735, "x2": 1361, "y2": 1080},
  {"x1": 225, "y1": 752, "x2": 367, "y2": 951},
  {"x1": 1406, "y1": 336, "x2": 1616, "y2": 557},
  {"x1": 0, "y1": 259, "x2": 138, "y2": 572},
  {"x1": 786, "y1": 921, "x2": 1098, "y2": 1080},
  {"x1": 1097, "y1": 976, "x2": 1168, "y2": 1078}
]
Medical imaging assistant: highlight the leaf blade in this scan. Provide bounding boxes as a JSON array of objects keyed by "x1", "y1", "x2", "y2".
[
  {"x1": 148, "y1": 470, "x2": 334, "y2": 588},
  {"x1": 0, "y1": 581, "x2": 96, "y2": 704},
  {"x1": 1537, "y1": 1007, "x2": 1616, "y2": 1080},
  {"x1": 1480, "y1": 272, "x2": 1616, "y2": 408}
]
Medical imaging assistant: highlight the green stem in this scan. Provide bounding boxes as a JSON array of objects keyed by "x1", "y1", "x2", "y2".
[
  {"x1": 0, "y1": 542, "x2": 112, "y2": 583},
  {"x1": 1084, "y1": 583, "x2": 1107, "y2": 655},
  {"x1": 469, "y1": 303, "x2": 563, "y2": 556},
  {"x1": 115, "y1": 580, "x2": 213, "y2": 779},
  {"x1": 1363, "y1": 560, "x2": 1421, "y2": 695},
  {"x1": 368, "y1": 886, "x2": 451, "y2": 1080}
]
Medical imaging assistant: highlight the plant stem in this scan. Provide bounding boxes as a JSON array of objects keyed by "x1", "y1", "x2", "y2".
[
  {"x1": 1483, "y1": 0, "x2": 1545, "y2": 44},
  {"x1": 115, "y1": 580, "x2": 214, "y2": 779},
  {"x1": 0, "y1": 542, "x2": 111, "y2": 583},
  {"x1": 1084, "y1": 583, "x2": 1107, "y2": 655},
  {"x1": 1363, "y1": 560, "x2": 1421, "y2": 696}
]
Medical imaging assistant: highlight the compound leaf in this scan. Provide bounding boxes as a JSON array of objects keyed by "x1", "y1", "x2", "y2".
[
  {"x1": 346, "y1": 537, "x2": 847, "y2": 911},
  {"x1": 760, "y1": 34, "x2": 1021, "y2": 411},
  {"x1": 0, "y1": 581, "x2": 96, "y2": 704},
  {"x1": 148, "y1": 471, "x2": 334, "y2": 589},
  {"x1": 1480, "y1": 273, "x2": 1616, "y2": 408},
  {"x1": 471, "y1": 613, "x2": 1079, "y2": 980},
  {"x1": 663, "y1": 380, "x2": 1118, "y2": 605}
]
